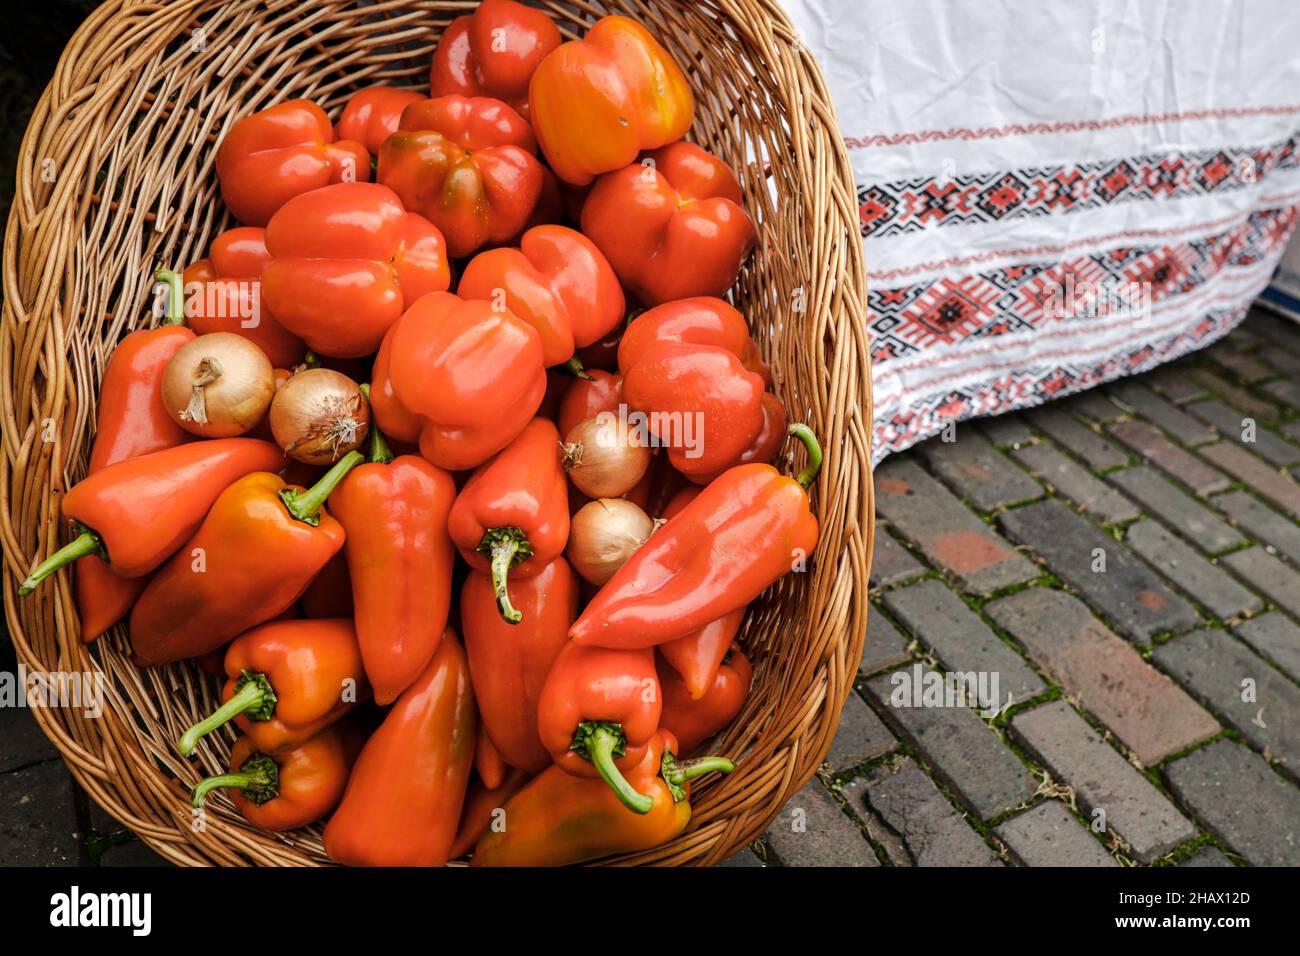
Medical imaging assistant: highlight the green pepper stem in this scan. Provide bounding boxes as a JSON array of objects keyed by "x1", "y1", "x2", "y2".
[
  {"x1": 190, "y1": 754, "x2": 278, "y2": 809},
  {"x1": 279, "y1": 449, "x2": 365, "y2": 525},
  {"x1": 177, "y1": 673, "x2": 276, "y2": 757},
  {"x1": 786, "y1": 423, "x2": 823, "y2": 489},
  {"x1": 586, "y1": 724, "x2": 653, "y2": 814},
  {"x1": 490, "y1": 537, "x2": 523, "y2": 624},
  {"x1": 358, "y1": 385, "x2": 393, "y2": 465},
  {"x1": 563, "y1": 356, "x2": 593, "y2": 381},
  {"x1": 18, "y1": 528, "x2": 105, "y2": 596},
  {"x1": 667, "y1": 756, "x2": 735, "y2": 784},
  {"x1": 154, "y1": 268, "x2": 185, "y2": 325}
]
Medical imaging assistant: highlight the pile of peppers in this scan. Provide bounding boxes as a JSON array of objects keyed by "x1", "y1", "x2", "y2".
[{"x1": 18, "y1": 1, "x2": 824, "y2": 868}]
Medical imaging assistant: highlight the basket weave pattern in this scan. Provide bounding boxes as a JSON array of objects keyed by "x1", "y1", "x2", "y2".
[{"x1": 2, "y1": 0, "x2": 872, "y2": 865}]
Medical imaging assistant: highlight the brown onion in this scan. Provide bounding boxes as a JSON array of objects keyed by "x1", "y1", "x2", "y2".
[
  {"x1": 568, "y1": 498, "x2": 661, "y2": 585},
  {"x1": 562, "y1": 414, "x2": 651, "y2": 498},
  {"x1": 162, "y1": 332, "x2": 275, "y2": 438},
  {"x1": 269, "y1": 367, "x2": 370, "y2": 465}
]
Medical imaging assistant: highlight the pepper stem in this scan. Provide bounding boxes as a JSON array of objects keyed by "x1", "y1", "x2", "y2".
[
  {"x1": 573, "y1": 722, "x2": 653, "y2": 814},
  {"x1": 563, "y1": 356, "x2": 593, "y2": 381},
  {"x1": 279, "y1": 449, "x2": 365, "y2": 525},
  {"x1": 786, "y1": 423, "x2": 823, "y2": 489},
  {"x1": 668, "y1": 756, "x2": 736, "y2": 784},
  {"x1": 359, "y1": 385, "x2": 393, "y2": 464},
  {"x1": 154, "y1": 268, "x2": 185, "y2": 325},
  {"x1": 18, "y1": 527, "x2": 106, "y2": 596},
  {"x1": 478, "y1": 527, "x2": 534, "y2": 624},
  {"x1": 190, "y1": 754, "x2": 279, "y2": 809},
  {"x1": 177, "y1": 671, "x2": 277, "y2": 757}
]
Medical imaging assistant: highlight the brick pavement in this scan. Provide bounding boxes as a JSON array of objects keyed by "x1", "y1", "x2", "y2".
[{"x1": 4, "y1": 307, "x2": 1300, "y2": 868}]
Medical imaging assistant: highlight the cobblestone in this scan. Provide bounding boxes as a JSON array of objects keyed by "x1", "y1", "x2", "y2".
[
  {"x1": 1233, "y1": 613, "x2": 1300, "y2": 681},
  {"x1": 764, "y1": 781, "x2": 880, "y2": 867},
  {"x1": 1124, "y1": 520, "x2": 1262, "y2": 619},
  {"x1": 994, "y1": 800, "x2": 1118, "y2": 867},
  {"x1": 1107, "y1": 380, "x2": 1217, "y2": 446},
  {"x1": 913, "y1": 432, "x2": 1043, "y2": 511},
  {"x1": 977, "y1": 413, "x2": 1035, "y2": 448},
  {"x1": 1108, "y1": 465, "x2": 1243, "y2": 554},
  {"x1": 825, "y1": 691, "x2": 896, "y2": 774},
  {"x1": 1185, "y1": 398, "x2": 1300, "y2": 467},
  {"x1": 869, "y1": 528, "x2": 926, "y2": 588},
  {"x1": 1191, "y1": 368, "x2": 1280, "y2": 421},
  {"x1": 1107, "y1": 422, "x2": 1230, "y2": 495},
  {"x1": 1012, "y1": 442, "x2": 1139, "y2": 523},
  {"x1": 1028, "y1": 406, "x2": 1128, "y2": 468},
  {"x1": 1199, "y1": 442, "x2": 1300, "y2": 517},
  {"x1": 861, "y1": 607, "x2": 913, "y2": 676},
  {"x1": 1220, "y1": 547, "x2": 1300, "y2": 619},
  {"x1": 1211, "y1": 490, "x2": 1300, "y2": 562}
]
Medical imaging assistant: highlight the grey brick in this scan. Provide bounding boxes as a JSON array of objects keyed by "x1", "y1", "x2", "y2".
[
  {"x1": 1063, "y1": 391, "x2": 1127, "y2": 424},
  {"x1": 986, "y1": 589, "x2": 1218, "y2": 765},
  {"x1": 913, "y1": 432, "x2": 1043, "y2": 512},
  {"x1": 1108, "y1": 466, "x2": 1243, "y2": 554},
  {"x1": 1011, "y1": 702, "x2": 1195, "y2": 862},
  {"x1": 1199, "y1": 442, "x2": 1300, "y2": 518},
  {"x1": 997, "y1": 500, "x2": 1200, "y2": 641},
  {"x1": 875, "y1": 458, "x2": 1038, "y2": 595},
  {"x1": 1144, "y1": 364, "x2": 1209, "y2": 405},
  {"x1": 1190, "y1": 368, "x2": 1280, "y2": 421},
  {"x1": 1013, "y1": 442, "x2": 1139, "y2": 523},
  {"x1": 765, "y1": 781, "x2": 879, "y2": 867},
  {"x1": 101, "y1": 838, "x2": 172, "y2": 867},
  {"x1": 1178, "y1": 846, "x2": 1235, "y2": 867},
  {"x1": 1245, "y1": 308, "x2": 1300, "y2": 355},
  {"x1": 1107, "y1": 380, "x2": 1216, "y2": 445},
  {"x1": 1263, "y1": 378, "x2": 1300, "y2": 411},
  {"x1": 1220, "y1": 547, "x2": 1300, "y2": 619},
  {"x1": 1204, "y1": 342, "x2": 1274, "y2": 383},
  {"x1": 861, "y1": 608, "x2": 912, "y2": 676},
  {"x1": 884, "y1": 580, "x2": 1044, "y2": 702},
  {"x1": 1028, "y1": 407, "x2": 1128, "y2": 469},
  {"x1": 994, "y1": 801, "x2": 1118, "y2": 867},
  {"x1": 1108, "y1": 421, "x2": 1231, "y2": 495},
  {"x1": 0, "y1": 703, "x2": 60, "y2": 773},
  {"x1": 853, "y1": 758, "x2": 1000, "y2": 866},
  {"x1": 825, "y1": 691, "x2": 896, "y2": 774},
  {"x1": 1125, "y1": 520, "x2": 1262, "y2": 619},
  {"x1": 718, "y1": 847, "x2": 765, "y2": 867},
  {"x1": 1154, "y1": 629, "x2": 1300, "y2": 774},
  {"x1": 869, "y1": 528, "x2": 925, "y2": 589},
  {"x1": 1212, "y1": 490, "x2": 1300, "y2": 563},
  {"x1": 1165, "y1": 739, "x2": 1300, "y2": 866},
  {"x1": 867, "y1": 667, "x2": 1037, "y2": 820},
  {"x1": 1234, "y1": 613, "x2": 1300, "y2": 681},
  {"x1": 977, "y1": 413, "x2": 1034, "y2": 448},
  {"x1": 0, "y1": 761, "x2": 85, "y2": 866},
  {"x1": 1186, "y1": 399, "x2": 1300, "y2": 467}
]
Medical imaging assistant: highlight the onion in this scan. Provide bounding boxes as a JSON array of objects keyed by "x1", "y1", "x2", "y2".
[
  {"x1": 562, "y1": 415, "x2": 651, "y2": 498},
  {"x1": 568, "y1": 498, "x2": 662, "y2": 584},
  {"x1": 162, "y1": 332, "x2": 275, "y2": 438},
  {"x1": 269, "y1": 368, "x2": 370, "y2": 465}
]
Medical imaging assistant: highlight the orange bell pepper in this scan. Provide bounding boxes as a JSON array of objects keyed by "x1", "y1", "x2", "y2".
[
  {"x1": 18, "y1": 438, "x2": 282, "y2": 594},
  {"x1": 189, "y1": 723, "x2": 362, "y2": 831},
  {"x1": 129, "y1": 451, "x2": 364, "y2": 667},
  {"x1": 447, "y1": 418, "x2": 569, "y2": 621},
  {"x1": 657, "y1": 608, "x2": 745, "y2": 701},
  {"x1": 328, "y1": 409, "x2": 457, "y2": 704},
  {"x1": 182, "y1": 227, "x2": 306, "y2": 368},
  {"x1": 471, "y1": 730, "x2": 733, "y2": 866},
  {"x1": 457, "y1": 225, "x2": 625, "y2": 371},
  {"x1": 570, "y1": 426, "x2": 822, "y2": 649},
  {"x1": 324, "y1": 630, "x2": 476, "y2": 867},
  {"x1": 216, "y1": 99, "x2": 369, "y2": 226},
  {"x1": 537, "y1": 641, "x2": 662, "y2": 813},
  {"x1": 583, "y1": 141, "x2": 755, "y2": 305},
  {"x1": 461, "y1": 557, "x2": 577, "y2": 771},
  {"x1": 399, "y1": 94, "x2": 536, "y2": 152},
  {"x1": 373, "y1": 291, "x2": 546, "y2": 471},
  {"x1": 336, "y1": 85, "x2": 427, "y2": 155},
  {"x1": 75, "y1": 269, "x2": 194, "y2": 641},
  {"x1": 176, "y1": 618, "x2": 370, "y2": 757},
  {"x1": 528, "y1": 15, "x2": 694, "y2": 186},
  {"x1": 659, "y1": 643, "x2": 752, "y2": 754},
  {"x1": 262, "y1": 182, "x2": 451, "y2": 358},
  {"x1": 429, "y1": 0, "x2": 561, "y2": 119}
]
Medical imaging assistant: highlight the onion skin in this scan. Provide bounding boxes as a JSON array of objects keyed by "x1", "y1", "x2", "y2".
[
  {"x1": 561, "y1": 415, "x2": 650, "y2": 499},
  {"x1": 161, "y1": 332, "x2": 275, "y2": 438},
  {"x1": 567, "y1": 497, "x2": 658, "y2": 585},
  {"x1": 269, "y1": 367, "x2": 370, "y2": 465}
]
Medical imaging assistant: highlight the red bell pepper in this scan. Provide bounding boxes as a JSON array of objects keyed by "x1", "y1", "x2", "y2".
[
  {"x1": 461, "y1": 556, "x2": 577, "y2": 771},
  {"x1": 262, "y1": 182, "x2": 451, "y2": 358},
  {"x1": 659, "y1": 642, "x2": 752, "y2": 753},
  {"x1": 328, "y1": 410, "x2": 457, "y2": 704},
  {"x1": 182, "y1": 226, "x2": 306, "y2": 368},
  {"x1": 176, "y1": 618, "x2": 369, "y2": 756},
  {"x1": 399, "y1": 94, "x2": 536, "y2": 152},
  {"x1": 692, "y1": 392, "x2": 789, "y2": 485},
  {"x1": 658, "y1": 608, "x2": 746, "y2": 701},
  {"x1": 337, "y1": 85, "x2": 427, "y2": 155},
  {"x1": 447, "y1": 418, "x2": 569, "y2": 621},
  {"x1": 557, "y1": 369, "x2": 622, "y2": 438},
  {"x1": 570, "y1": 426, "x2": 822, "y2": 649},
  {"x1": 583, "y1": 141, "x2": 755, "y2": 306},
  {"x1": 373, "y1": 291, "x2": 546, "y2": 471},
  {"x1": 617, "y1": 296, "x2": 770, "y2": 386},
  {"x1": 537, "y1": 641, "x2": 662, "y2": 813},
  {"x1": 457, "y1": 225, "x2": 625, "y2": 372},
  {"x1": 529, "y1": 15, "x2": 694, "y2": 186},
  {"x1": 430, "y1": 0, "x2": 561, "y2": 119},
  {"x1": 323, "y1": 630, "x2": 477, "y2": 867},
  {"x1": 216, "y1": 99, "x2": 369, "y2": 226}
]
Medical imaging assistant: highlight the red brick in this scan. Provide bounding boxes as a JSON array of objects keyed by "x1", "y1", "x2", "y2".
[
  {"x1": 1108, "y1": 421, "x2": 1230, "y2": 495},
  {"x1": 1199, "y1": 442, "x2": 1300, "y2": 517}
]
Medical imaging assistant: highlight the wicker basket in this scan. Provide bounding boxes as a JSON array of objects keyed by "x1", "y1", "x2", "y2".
[{"x1": 2, "y1": 0, "x2": 872, "y2": 866}]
